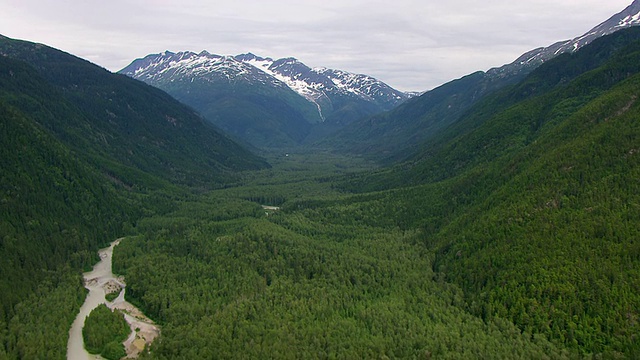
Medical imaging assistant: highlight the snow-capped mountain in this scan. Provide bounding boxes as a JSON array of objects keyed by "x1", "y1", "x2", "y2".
[
  {"x1": 490, "y1": 0, "x2": 640, "y2": 77},
  {"x1": 120, "y1": 51, "x2": 411, "y2": 148},
  {"x1": 235, "y1": 53, "x2": 409, "y2": 121},
  {"x1": 120, "y1": 52, "x2": 410, "y2": 123}
]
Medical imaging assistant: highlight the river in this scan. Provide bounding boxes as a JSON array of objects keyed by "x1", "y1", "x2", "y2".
[{"x1": 67, "y1": 239, "x2": 159, "y2": 360}]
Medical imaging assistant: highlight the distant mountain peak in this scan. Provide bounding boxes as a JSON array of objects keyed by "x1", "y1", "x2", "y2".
[{"x1": 235, "y1": 53, "x2": 272, "y2": 62}]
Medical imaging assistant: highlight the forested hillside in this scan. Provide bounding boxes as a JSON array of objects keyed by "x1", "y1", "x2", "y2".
[
  {"x1": 0, "y1": 62, "x2": 132, "y2": 357},
  {"x1": 0, "y1": 35, "x2": 267, "y2": 359},
  {"x1": 335, "y1": 27, "x2": 640, "y2": 355},
  {"x1": 0, "y1": 36, "x2": 268, "y2": 188},
  {"x1": 112, "y1": 165, "x2": 567, "y2": 359}
]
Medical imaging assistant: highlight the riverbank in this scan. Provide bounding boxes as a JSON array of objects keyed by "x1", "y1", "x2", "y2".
[{"x1": 67, "y1": 239, "x2": 159, "y2": 359}]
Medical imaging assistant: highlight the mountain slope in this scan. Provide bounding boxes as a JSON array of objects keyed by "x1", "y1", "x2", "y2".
[
  {"x1": 338, "y1": 27, "x2": 640, "y2": 355},
  {"x1": 0, "y1": 37, "x2": 268, "y2": 357},
  {"x1": 401, "y1": 26, "x2": 640, "y2": 187},
  {"x1": 318, "y1": 70, "x2": 523, "y2": 161},
  {"x1": 236, "y1": 53, "x2": 409, "y2": 123},
  {"x1": 0, "y1": 37, "x2": 268, "y2": 187},
  {"x1": 120, "y1": 52, "x2": 410, "y2": 148},
  {"x1": 0, "y1": 54, "x2": 136, "y2": 358},
  {"x1": 430, "y1": 47, "x2": 640, "y2": 355},
  {"x1": 323, "y1": 1, "x2": 640, "y2": 161}
]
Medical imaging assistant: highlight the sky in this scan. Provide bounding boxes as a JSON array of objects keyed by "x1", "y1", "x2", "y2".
[{"x1": 0, "y1": 0, "x2": 634, "y2": 91}]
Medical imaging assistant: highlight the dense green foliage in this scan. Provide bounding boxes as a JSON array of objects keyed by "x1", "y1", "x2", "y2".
[
  {"x1": 333, "y1": 27, "x2": 640, "y2": 356},
  {"x1": 0, "y1": 82, "x2": 130, "y2": 358},
  {"x1": 0, "y1": 34, "x2": 265, "y2": 359},
  {"x1": 83, "y1": 304, "x2": 130, "y2": 360},
  {"x1": 429, "y1": 73, "x2": 640, "y2": 354},
  {"x1": 3, "y1": 270, "x2": 85, "y2": 359},
  {"x1": 113, "y1": 192, "x2": 566, "y2": 359}
]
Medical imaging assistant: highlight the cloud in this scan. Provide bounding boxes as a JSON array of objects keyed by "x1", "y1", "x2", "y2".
[{"x1": 0, "y1": 0, "x2": 633, "y2": 91}]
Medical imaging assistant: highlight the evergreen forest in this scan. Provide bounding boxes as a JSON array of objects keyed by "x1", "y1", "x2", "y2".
[{"x1": 83, "y1": 304, "x2": 130, "y2": 360}]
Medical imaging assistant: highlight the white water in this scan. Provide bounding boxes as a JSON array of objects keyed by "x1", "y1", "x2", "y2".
[{"x1": 67, "y1": 239, "x2": 121, "y2": 360}]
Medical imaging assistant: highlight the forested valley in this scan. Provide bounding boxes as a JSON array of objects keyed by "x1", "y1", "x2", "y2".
[{"x1": 1, "y1": 27, "x2": 640, "y2": 360}]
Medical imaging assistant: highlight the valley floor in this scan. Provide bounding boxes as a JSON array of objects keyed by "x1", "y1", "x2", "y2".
[{"x1": 107, "y1": 152, "x2": 571, "y2": 359}]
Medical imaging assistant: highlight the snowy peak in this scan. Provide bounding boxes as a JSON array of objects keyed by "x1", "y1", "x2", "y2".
[
  {"x1": 590, "y1": 0, "x2": 640, "y2": 36},
  {"x1": 241, "y1": 55, "x2": 334, "y2": 101},
  {"x1": 239, "y1": 54, "x2": 409, "y2": 107},
  {"x1": 317, "y1": 67, "x2": 408, "y2": 103},
  {"x1": 234, "y1": 53, "x2": 271, "y2": 62},
  {"x1": 120, "y1": 51, "x2": 282, "y2": 88}
]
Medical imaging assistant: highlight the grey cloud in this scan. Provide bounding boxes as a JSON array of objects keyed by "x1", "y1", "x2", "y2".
[{"x1": 0, "y1": 0, "x2": 633, "y2": 91}]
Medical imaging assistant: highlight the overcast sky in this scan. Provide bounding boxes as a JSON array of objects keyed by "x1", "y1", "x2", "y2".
[{"x1": 0, "y1": 0, "x2": 634, "y2": 91}]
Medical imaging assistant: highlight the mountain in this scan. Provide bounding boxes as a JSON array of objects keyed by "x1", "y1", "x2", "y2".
[
  {"x1": 0, "y1": 50, "x2": 135, "y2": 358},
  {"x1": 317, "y1": 70, "x2": 518, "y2": 161},
  {"x1": 357, "y1": 26, "x2": 640, "y2": 189},
  {"x1": 322, "y1": 0, "x2": 640, "y2": 161},
  {"x1": 236, "y1": 53, "x2": 410, "y2": 121},
  {"x1": 0, "y1": 36, "x2": 268, "y2": 188},
  {"x1": 120, "y1": 52, "x2": 411, "y2": 148},
  {"x1": 120, "y1": 51, "x2": 320, "y2": 148},
  {"x1": 0, "y1": 34, "x2": 271, "y2": 358},
  {"x1": 337, "y1": 26, "x2": 640, "y2": 354}
]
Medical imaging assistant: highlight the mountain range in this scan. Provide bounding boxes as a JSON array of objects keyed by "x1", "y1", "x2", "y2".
[
  {"x1": 120, "y1": 51, "x2": 412, "y2": 147},
  {"x1": 119, "y1": 1, "x2": 640, "y2": 152}
]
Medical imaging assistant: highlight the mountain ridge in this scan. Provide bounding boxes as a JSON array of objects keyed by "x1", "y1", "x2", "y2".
[{"x1": 489, "y1": 0, "x2": 640, "y2": 78}]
